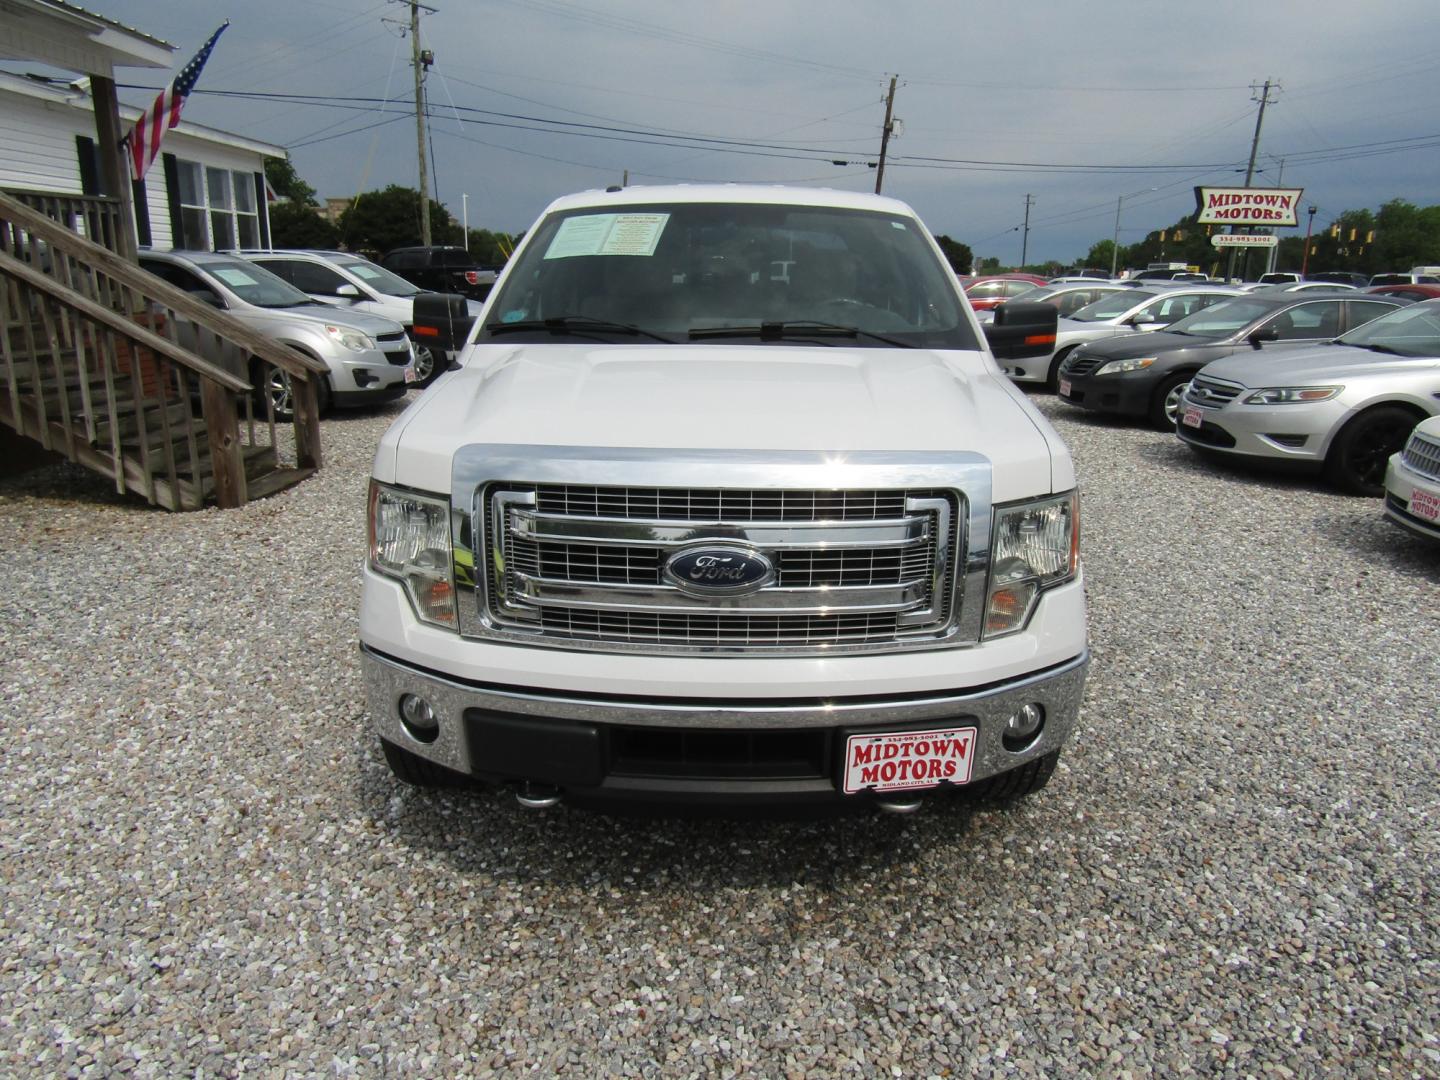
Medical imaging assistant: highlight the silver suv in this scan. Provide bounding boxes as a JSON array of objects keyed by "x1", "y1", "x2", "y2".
[
  {"x1": 138, "y1": 250, "x2": 415, "y2": 418},
  {"x1": 239, "y1": 249, "x2": 483, "y2": 387}
]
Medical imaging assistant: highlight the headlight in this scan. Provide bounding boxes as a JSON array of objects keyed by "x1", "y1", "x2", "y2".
[
  {"x1": 1094, "y1": 356, "x2": 1157, "y2": 376},
  {"x1": 325, "y1": 324, "x2": 375, "y2": 352},
  {"x1": 1242, "y1": 386, "x2": 1343, "y2": 405},
  {"x1": 368, "y1": 481, "x2": 457, "y2": 629},
  {"x1": 984, "y1": 492, "x2": 1079, "y2": 639}
]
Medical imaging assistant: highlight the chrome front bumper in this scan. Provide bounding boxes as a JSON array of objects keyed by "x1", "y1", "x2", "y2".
[{"x1": 362, "y1": 645, "x2": 1089, "y2": 804}]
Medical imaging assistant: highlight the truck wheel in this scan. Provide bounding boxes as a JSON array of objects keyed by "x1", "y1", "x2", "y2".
[
  {"x1": 1323, "y1": 405, "x2": 1420, "y2": 496},
  {"x1": 970, "y1": 750, "x2": 1059, "y2": 804},
  {"x1": 1149, "y1": 372, "x2": 1193, "y2": 430},
  {"x1": 380, "y1": 738, "x2": 471, "y2": 788}
]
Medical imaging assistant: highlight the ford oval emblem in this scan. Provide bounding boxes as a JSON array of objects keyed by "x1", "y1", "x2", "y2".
[{"x1": 663, "y1": 545, "x2": 775, "y2": 596}]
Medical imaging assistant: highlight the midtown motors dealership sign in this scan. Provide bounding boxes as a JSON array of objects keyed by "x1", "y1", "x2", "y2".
[{"x1": 1194, "y1": 187, "x2": 1304, "y2": 226}]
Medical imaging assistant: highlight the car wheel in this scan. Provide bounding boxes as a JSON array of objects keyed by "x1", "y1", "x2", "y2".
[
  {"x1": 411, "y1": 343, "x2": 442, "y2": 388},
  {"x1": 1323, "y1": 405, "x2": 1422, "y2": 496},
  {"x1": 380, "y1": 739, "x2": 472, "y2": 788},
  {"x1": 968, "y1": 750, "x2": 1059, "y2": 804},
  {"x1": 1149, "y1": 372, "x2": 1194, "y2": 431},
  {"x1": 1046, "y1": 347, "x2": 1077, "y2": 393},
  {"x1": 254, "y1": 361, "x2": 330, "y2": 423}
]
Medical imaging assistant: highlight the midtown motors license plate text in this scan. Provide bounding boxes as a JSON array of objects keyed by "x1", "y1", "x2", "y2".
[{"x1": 842, "y1": 727, "x2": 976, "y2": 794}]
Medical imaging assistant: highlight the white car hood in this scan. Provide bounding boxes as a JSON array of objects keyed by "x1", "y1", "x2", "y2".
[{"x1": 378, "y1": 343, "x2": 1062, "y2": 500}]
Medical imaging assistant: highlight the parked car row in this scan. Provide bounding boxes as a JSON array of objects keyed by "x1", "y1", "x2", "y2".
[
  {"x1": 134, "y1": 247, "x2": 491, "y2": 419},
  {"x1": 988, "y1": 279, "x2": 1440, "y2": 535}
]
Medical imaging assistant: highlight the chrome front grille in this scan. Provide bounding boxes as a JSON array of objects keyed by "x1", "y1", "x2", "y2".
[
  {"x1": 1187, "y1": 375, "x2": 1244, "y2": 407},
  {"x1": 1402, "y1": 431, "x2": 1440, "y2": 481},
  {"x1": 478, "y1": 482, "x2": 961, "y2": 653},
  {"x1": 451, "y1": 446, "x2": 994, "y2": 656}
]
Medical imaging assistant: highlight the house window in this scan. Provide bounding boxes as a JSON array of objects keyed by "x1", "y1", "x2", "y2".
[{"x1": 171, "y1": 159, "x2": 262, "y2": 250}]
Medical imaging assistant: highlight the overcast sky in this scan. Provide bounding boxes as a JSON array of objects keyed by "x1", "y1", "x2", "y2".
[{"x1": 58, "y1": 0, "x2": 1440, "y2": 264}]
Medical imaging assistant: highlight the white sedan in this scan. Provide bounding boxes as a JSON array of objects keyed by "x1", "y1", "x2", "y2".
[{"x1": 1384, "y1": 415, "x2": 1440, "y2": 540}]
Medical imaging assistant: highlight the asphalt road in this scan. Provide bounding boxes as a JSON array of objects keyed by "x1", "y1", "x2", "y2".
[{"x1": 0, "y1": 392, "x2": 1435, "y2": 1077}]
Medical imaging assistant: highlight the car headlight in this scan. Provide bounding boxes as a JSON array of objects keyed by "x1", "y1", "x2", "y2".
[
  {"x1": 325, "y1": 324, "x2": 375, "y2": 352},
  {"x1": 368, "y1": 481, "x2": 457, "y2": 629},
  {"x1": 984, "y1": 492, "x2": 1079, "y2": 639},
  {"x1": 1094, "y1": 356, "x2": 1157, "y2": 376},
  {"x1": 1242, "y1": 386, "x2": 1343, "y2": 405}
]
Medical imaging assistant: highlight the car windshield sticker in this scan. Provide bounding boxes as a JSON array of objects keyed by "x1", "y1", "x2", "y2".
[
  {"x1": 350, "y1": 266, "x2": 382, "y2": 280},
  {"x1": 501, "y1": 309, "x2": 528, "y2": 323},
  {"x1": 212, "y1": 267, "x2": 261, "y2": 286},
  {"x1": 544, "y1": 213, "x2": 670, "y2": 259}
]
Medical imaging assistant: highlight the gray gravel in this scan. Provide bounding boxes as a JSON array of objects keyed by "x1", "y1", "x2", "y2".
[{"x1": 1, "y1": 391, "x2": 1437, "y2": 1078}]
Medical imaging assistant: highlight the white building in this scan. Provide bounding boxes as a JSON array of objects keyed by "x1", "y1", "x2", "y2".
[{"x1": 0, "y1": 69, "x2": 281, "y2": 251}]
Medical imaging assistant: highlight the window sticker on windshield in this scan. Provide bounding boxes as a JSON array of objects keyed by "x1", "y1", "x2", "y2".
[
  {"x1": 544, "y1": 213, "x2": 670, "y2": 259},
  {"x1": 501, "y1": 309, "x2": 528, "y2": 323},
  {"x1": 212, "y1": 267, "x2": 260, "y2": 286},
  {"x1": 891, "y1": 221, "x2": 908, "y2": 230},
  {"x1": 350, "y1": 265, "x2": 382, "y2": 280}
]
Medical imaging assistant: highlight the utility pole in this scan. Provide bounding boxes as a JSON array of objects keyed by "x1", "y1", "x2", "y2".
[
  {"x1": 1020, "y1": 194, "x2": 1034, "y2": 268},
  {"x1": 1226, "y1": 78, "x2": 1278, "y2": 282},
  {"x1": 874, "y1": 75, "x2": 898, "y2": 195},
  {"x1": 410, "y1": 1, "x2": 435, "y2": 246}
]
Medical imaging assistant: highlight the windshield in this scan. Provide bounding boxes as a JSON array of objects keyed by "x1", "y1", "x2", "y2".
[
  {"x1": 480, "y1": 201, "x2": 978, "y2": 349},
  {"x1": 1068, "y1": 289, "x2": 1159, "y2": 322},
  {"x1": 202, "y1": 258, "x2": 314, "y2": 308},
  {"x1": 334, "y1": 258, "x2": 422, "y2": 296},
  {"x1": 1166, "y1": 298, "x2": 1276, "y2": 338},
  {"x1": 1336, "y1": 301, "x2": 1440, "y2": 357}
]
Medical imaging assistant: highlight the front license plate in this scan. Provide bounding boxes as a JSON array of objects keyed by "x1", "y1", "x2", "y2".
[
  {"x1": 1410, "y1": 488, "x2": 1440, "y2": 522},
  {"x1": 1059, "y1": 378, "x2": 1072, "y2": 397},
  {"x1": 1182, "y1": 406, "x2": 1203, "y2": 429},
  {"x1": 404, "y1": 366, "x2": 419, "y2": 384},
  {"x1": 842, "y1": 727, "x2": 976, "y2": 795}
]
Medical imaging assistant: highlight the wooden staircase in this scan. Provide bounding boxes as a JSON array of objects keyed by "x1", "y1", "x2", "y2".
[{"x1": 0, "y1": 189, "x2": 326, "y2": 509}]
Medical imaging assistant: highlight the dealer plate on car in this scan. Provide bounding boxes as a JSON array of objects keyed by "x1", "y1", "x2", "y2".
[
  {"x1": 1058, "y1": 378, "x2": 1072, "y2": 397},
  {"x1": 842, "y1": 726, "x2": 976, "y2": 795},
  {"x1": 1410, "y1": 489, "x2": 1440, "y2": 522},
  {"x1": 404, "y1": 366, "x2": 420, "y2": 384},
  {"x1": 1182, "y1": 406, "x2": 1204, "y2": 429}
]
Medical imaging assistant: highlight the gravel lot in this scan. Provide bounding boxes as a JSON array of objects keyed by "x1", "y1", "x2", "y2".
[{"x1": 1, "y1": 391, "x2": 1436, "y2": 1077}]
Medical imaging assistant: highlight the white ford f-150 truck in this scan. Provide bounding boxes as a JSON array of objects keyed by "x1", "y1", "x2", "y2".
[{"x1": 362, "y1": 184, "x2": 1087, "y2": 813}]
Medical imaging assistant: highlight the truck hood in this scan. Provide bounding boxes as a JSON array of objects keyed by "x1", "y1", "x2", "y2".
[
  {"x1": 380, "y1": 343, "x2": 1062, "y2": 500},
  {"x1": 1198, "y1": 343, "x2": 1440, "y2": 385}
]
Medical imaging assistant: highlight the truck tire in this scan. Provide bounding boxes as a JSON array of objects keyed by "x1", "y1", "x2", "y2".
[
  {"x1": 969, "y1": 750, "x2": 1059, "y2": 804},
  {"x1": 380, "y1": 738, "x2": 471, "y2": 788}
]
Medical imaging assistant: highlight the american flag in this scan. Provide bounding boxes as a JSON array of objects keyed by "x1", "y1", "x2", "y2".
[{"x1": 126, "y1": 23, "x2": 229, "y2": 181}]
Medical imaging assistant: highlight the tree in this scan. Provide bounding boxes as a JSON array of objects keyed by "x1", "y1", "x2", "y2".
[
  {"x1": 339, "y1": 185, "x2": 464, "y2": 256},
  {"x1": 268, "y1": 199, "x2": 339, "y2": 248},
  {"x1": 933, "y1": 234, "x2": 973, "y2": 274},
  {"x1": 1083, "y1": 240, "x2": 1117, "y2": 272},
  {"x1": 264, "y1": 154, "x2": 318, "y2": 208},
  {"x1": 466, "y1": 227, "x2": 513, "y2": 267}
]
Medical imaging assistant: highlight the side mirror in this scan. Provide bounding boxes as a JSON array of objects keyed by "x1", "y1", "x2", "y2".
[
  {"x1": 335, "y1": 283, "x2": 361, "y2": 300},
  {"x1": 1248, "y1": 325, "x2": 1280, "y2": 349},
  {"x1": 413, "y1": 291, "x2": 476, "y2": 351},
  {"x1": 985, "y1": 300, "x2": 1058, "y2": 361}
]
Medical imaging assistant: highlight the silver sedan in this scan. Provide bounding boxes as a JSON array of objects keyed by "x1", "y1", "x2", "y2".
[
  {"x1": 1003, "y1": 285, "x2": 1240, "y2": 390},
  {"x1": 1176, "y1": 300, "x2": 1440, "y2": 494}
]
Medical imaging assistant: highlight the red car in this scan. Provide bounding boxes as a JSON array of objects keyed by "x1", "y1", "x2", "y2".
[
  {"x1": 1367, "y1": 283, "x2": 1440, "y2": 302},
  {"x1": 964, "y1": 273, "x2": 1048, "y2": 311}
]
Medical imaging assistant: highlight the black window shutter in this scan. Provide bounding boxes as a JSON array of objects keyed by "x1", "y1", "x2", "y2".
[
  {"x1": 254, "y1": 172, "x2": 270, "y2": 248},
  {"x1": 132, "y1": 179, "x2": 152, "y2": 247},
  {"x1": 161, "y1": 153, "x2": 184, "y2": 248},
  {"x1": 75, "y1": 135, "x2": 101, "y2": 195}
]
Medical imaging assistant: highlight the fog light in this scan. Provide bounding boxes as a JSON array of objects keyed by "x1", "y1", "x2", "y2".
[
  {"x1": 399, "y1": 693, "x2": 439, "y2": 743},
  {"x1": 1003, "y1": 702, "x2": 1045, "y2": 751}
]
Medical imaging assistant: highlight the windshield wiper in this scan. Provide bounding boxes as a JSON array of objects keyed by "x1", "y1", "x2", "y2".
[
  {"x1": 688, "y1": 321, "x2": 915, "y2": 348},
  {"x1": 485, "y1": 316, "x2": 674, "y2": 343},
  {"x1": 1363, "y1": 343, "x2": 1404, "y2": 355}
]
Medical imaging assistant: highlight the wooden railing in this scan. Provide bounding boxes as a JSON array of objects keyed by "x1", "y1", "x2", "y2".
[{"x1": 0, "y1": 189, "x2": 325, "y2": 509}]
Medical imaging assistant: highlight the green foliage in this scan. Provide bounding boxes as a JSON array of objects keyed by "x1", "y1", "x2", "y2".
[
  {"x1": 264, "y1": 155, "x2": 317, "y2": 208},
  {"x1": 268, "y1": 200, "x2": 339, "y2": 248},
  {"x1": 338, "y1": 185, "x2": 464, "y2": 255},
  {"x1": 466, "y1": 228, "x2": 513, "y2": 267},
  {"x1": 1084, "y1": 240, "x2": 1117, "y2": 272},
  {"x1": 933, "y1": 234, "x2": 973, "y2": 274}
]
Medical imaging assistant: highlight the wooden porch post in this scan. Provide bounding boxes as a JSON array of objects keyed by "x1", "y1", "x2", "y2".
[{"x1": 88, "y1": 75, "x2": 139, "y2": 262}]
